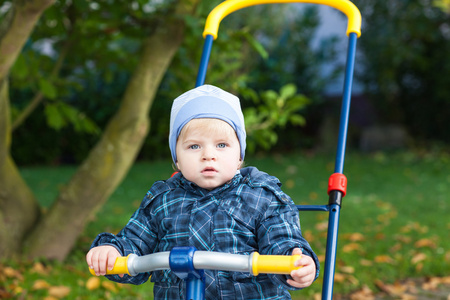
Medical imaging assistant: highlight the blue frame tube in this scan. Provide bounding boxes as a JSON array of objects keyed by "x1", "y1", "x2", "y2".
[
  {"x1": 186, "y1": 276, "x2": 205, "y2": 300},
  {"x1": 321, "y1": 32, "x2": 358, "y2": 300},
  {"x1": 196, "y1": 35, "x2": 214, "y2": 87},
  {"x1": 296, "y1": 205, "x2": 330, "y2": 212},
  {"x1": 334, "y1": 32, "x2": 357, "y2": 174},
  {"x1": 321, "y1": 204, "x2": 341, "y2": 300}
]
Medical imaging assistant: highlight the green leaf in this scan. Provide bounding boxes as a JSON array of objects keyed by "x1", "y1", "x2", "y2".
[
  {"x1": 11, "y1": 55, "x2": 29, "y2": 80},
  {"x1": 280, "y1": 83, "x2": 297, "y2": 99},
  {"x1": 241, "y1": 32, "x2": 269, "y2": 60},
  {"x1": 39, "y1": 78, "x2": 57, "y2": 99},
  {"x1": 44, "y1": 104, "x2": 65, "y2": 130},
  {"x1": 79, "y1": 117, "x2": 100, "y2": 135},
  {"x1": 262, "y1": 90, "x2": 278, "y2": 102},
  {"x1": 289, "y1": 115, "x2": 306, "y2": 126},
  {"x1": 59, "y1": 103, "x2": 78, "y2": 123},
  {"x1": 58, "y1": 103, "x2": 100, "y2": 134}
]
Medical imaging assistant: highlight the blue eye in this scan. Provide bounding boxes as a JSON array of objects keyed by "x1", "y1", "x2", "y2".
[
  {"x1": 189, "y1": 145, "x2": 199, "y2": 150},
  {"x1": 217, "y1": 143, "x2": 227, "y2": 148}
]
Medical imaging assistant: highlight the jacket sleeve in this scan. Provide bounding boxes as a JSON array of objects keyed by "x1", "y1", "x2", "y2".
[
  {"x1": 90, "y1": 193, "x2": 159, "y2": 285},
  {"x1": 256, "y1": 191, "x2": 320, "y2": 290}
]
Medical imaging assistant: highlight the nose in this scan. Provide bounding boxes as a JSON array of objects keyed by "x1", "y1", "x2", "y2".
[{"x1": 202, "y1": 146, "x2": 216, "y2": 161}]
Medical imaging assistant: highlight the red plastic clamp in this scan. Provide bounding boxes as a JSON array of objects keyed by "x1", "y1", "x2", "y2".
[{"x1": 327, "y1": 173, "x2": 347, "y2": 196}]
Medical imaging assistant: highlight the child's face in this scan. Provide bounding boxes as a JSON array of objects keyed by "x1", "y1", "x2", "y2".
[{"x1": 175, "y1": 119, "x2": 242, "y2": 190}]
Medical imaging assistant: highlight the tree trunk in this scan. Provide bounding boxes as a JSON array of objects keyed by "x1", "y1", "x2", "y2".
[
  {"x1": 0, "y1": 80, "x2": 41, "y2": 258},
  {"x1": 24, "y1": 14, "x2": 189, "y2": 260},
  {"x1": 0, "y1": 0, "x2": 55, "y2": 258}
]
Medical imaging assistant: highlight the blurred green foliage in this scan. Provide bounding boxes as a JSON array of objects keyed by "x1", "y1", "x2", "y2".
[
  {"x1": 354, "y1": 0, "x2": 450, "y2": 142},
  {"x1": 10, "y1": 1, "x2": 330, "y2": 165},
  {"x1": 241, "y1": 84, "x2": 310, "y2": 153},
  {"x1": 8, "y1": 0, "x2": 450, "y2": 166}
]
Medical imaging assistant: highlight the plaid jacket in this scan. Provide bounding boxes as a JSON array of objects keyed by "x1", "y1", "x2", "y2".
[{"x1": 91, "y1": 166, "x2": 319, "y2": 299}]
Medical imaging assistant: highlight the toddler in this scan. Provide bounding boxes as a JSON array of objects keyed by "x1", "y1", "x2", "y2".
[{"x1": 86, "y1": 84, "x2": 319, "y2": 299}]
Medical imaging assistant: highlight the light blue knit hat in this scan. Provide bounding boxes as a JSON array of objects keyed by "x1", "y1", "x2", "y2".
[{"x1": 169, "y1": 84, "x2": 246, "y2": 163}]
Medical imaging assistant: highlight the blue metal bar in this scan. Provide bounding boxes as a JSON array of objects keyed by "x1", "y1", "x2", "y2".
[
  {"x1": 334, "y1": 32, "x2": 358, "y2": 174},
  {"x1": 296, "y1": 205, "x2": 330, "y2": 212},
  {"x1": 322, "y1": 204, "x2": 341, "y2": 300},
  {"x1": 169, "y1": 247, "x2": 205, "y2": 300},
  {"x1": 186, "y1": 275, "x2": 205, "y2": 300},
  {"x1": 196, "y1": 35, "x2": 214, "y2": 87},
  {"x1": 321, "y1": 32, "x2": 358, "y2": 300}
]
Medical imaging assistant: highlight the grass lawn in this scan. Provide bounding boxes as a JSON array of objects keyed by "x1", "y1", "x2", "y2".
[{"x1": 2, "y1": 151, "x2": 449, "y2": 299}]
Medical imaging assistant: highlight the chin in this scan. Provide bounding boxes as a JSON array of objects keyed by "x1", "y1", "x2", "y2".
[{"x1": 199, "y1": 181, "x2": 222, "y2": 190}]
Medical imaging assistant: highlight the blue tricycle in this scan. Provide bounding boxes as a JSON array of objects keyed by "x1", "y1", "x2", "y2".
[{"x1": 90, "y1": 1, "x2": 362, "y2": 299}]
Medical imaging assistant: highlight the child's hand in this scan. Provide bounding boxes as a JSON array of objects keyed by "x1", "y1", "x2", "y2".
[
  {"x1": 287, "y1": 248, "x2": 316, "y2": 288},
  {"x1": 86, "y1": 245, "x2": 123, "y2": 277}
]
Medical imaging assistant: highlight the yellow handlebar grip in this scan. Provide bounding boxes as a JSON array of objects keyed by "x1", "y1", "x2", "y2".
[
  {"x1": 203, "y1": 0, "x2": 362, "y2": 39},
  {"x1": 251, "y1": 252, "x2": 302, "y2": 276},
  {"x1": 89, "y1": 256, "x2": 130, "y2": 276}
]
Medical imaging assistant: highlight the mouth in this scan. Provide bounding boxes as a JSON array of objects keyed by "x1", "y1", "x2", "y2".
[{"x1": 201, "y1": 167, "x2": 217, "y2": 175}]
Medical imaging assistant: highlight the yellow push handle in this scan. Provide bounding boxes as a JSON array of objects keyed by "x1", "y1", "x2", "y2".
[
  {"x1": 89, "y1": 256, "x2": 130, "y2": 276},
  {"x1": 251, "y1": 252, "x2": 302, "y2": 275},
  {"x1": 203, "y1": 0, "x2": 362, "y2": 39}
]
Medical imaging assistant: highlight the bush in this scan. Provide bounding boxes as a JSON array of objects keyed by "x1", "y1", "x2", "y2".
[{"x1": 354, "y1": 0, "x2": 450, "y2": 143}]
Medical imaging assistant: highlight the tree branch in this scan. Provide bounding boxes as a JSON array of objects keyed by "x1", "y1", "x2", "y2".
[
  {"x1": 11, "y1": 37, "x2": 72, "y2": 131},
  {"x1": 0, "y1": 0, "x2": 55, "y2": 82}
]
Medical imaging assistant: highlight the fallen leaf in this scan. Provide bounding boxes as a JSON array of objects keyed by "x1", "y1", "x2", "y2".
[
  {"x1": 359, "y1": 259, "x2": 373, "y2": 266},
  {"x1": 374, "y1": 255, "x2": 395, "y2": 264},
  {"x1": 390, "y1": 243, "x2": 402, "y2": 252},
  {"x1": 350, "y1": 285, "x2": 375, "y2": 300},
  {"x1": 422, "y1": 276, "x2": 450, "y2": 291},
  {"x1": 375, "y1": 232, "x2": 386, "y2": 240},
  {"x1": 32, "y1": 279, "x2": 51, "y2": 290},
  {"x1": 86, "y1": 277, "x2": 101, "y2": 291},
  {"x1": 375, "y1": 280, "x2": 407, "y2": 296},
  {"x1": 375, "y1": 279, "x2": 389, "y2": 293},
  {"x1": 303, "y1": 230, "x2": 314, "y2": 242},
  {"x1": 341, "y1": 266, "x2": 355, "y2": 274},
  {"x1": 315, "y1": 221, "x2": 328, "y2": 231},
  {"x1": 48, "y1": 286, "x2": 71, "y2": 298},
  {"x1": 334, "y1": 273, "x2": 346, "y2": 283},
  {"x1": 285, "y1": 179, "x2": 295, "y2": 189},
  {"x1": 376, "y1": 200, "x2": 392, "y2": 210},
  {"x1": 31, "y1": 262, "x2": 50, "y2": 275},
  {"x1": 347, "y1": 275, "x2": 359, "y2": 286},
  {"x1": 342, "y1": 243, "x2": 361, "y2": 253},
  {"x1": 309, "y1": 192, "x2": 318, "y2": 200},
  {"x1": 317, "y1": 254, "x2": 325, "y2": 263},
  {"x1": 3, "y1": 267, "x2": 23, "y2": 280},
  {"x1": 396, "y1": 235, "x2": 412, "y2": 244},
  {"x1": 0, "y1": 288, "x2": 13, "y2": 298},
  {"x1": 12, "y1": 285, "x2": 23, "y2": 295},
  {"x1": 388, "y1": 281, "x2": 408, "y2": 295},
  {"x1": 414, "y1": 238, "x2": 436, "y2": 248},
  {"x1": 342, "y1": 232, "x2": 365, "y2": 242},
  {"x1": 101, "y1": 281, "x2": 118, "y2": 293},
  {"x1": 400, "y1": 222, "x2": 429, "y2": 234},
  {"x1": 415, "y1": 262, "x2": 424, "y2": 272},
  {"x1": 411, "y1": 253, "x2": 427, "y2": 264}
]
